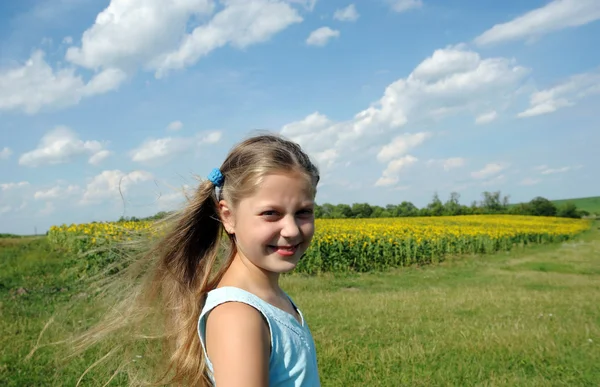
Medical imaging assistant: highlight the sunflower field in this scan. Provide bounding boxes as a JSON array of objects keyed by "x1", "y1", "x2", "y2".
[{"x1": 48, "y1": 215, "x2": 591, "y2": 275}]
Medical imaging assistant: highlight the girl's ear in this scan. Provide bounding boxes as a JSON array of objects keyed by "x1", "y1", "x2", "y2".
[{"x1": 219, "y1": 200, "x2": 235, "y2": 234}]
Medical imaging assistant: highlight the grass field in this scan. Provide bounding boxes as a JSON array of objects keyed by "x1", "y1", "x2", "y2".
[
  {"x1": 551, "y1": 196, "x2": 600, "y2": 215},
  {"x1": 1, "y1": 225, "x2": 599, "y2": 386}
]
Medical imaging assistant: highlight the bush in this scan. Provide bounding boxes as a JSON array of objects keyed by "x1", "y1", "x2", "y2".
[
  {"x1": 557, "y1": 202, "x2": 581, "y2": 219},
  {"x1": 528, "y1": 197, "x2": 557, "y2": 217}
]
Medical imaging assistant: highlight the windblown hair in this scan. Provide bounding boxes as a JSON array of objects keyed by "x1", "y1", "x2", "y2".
[{"x1": 67, "y1": 133, "x2": 319, "y2": 386}]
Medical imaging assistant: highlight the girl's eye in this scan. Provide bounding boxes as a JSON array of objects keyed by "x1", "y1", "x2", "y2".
[
  {"x1": 261, "y1": 211, "x2": 279, "y2": 217},
  {"x1": 298, "y1": 209, "x2": 314, "y2": 216}
]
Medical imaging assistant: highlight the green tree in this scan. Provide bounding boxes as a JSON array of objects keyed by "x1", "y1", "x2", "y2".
[
  {"x1": 528, "y1": 196, "x2": 557, "y2": 217},
  {"x1": 397, "y1": 201, "x2": 418, "y2": 217},
  {"x1": 509, "y1": 203, "x2": 531, "y2": 215},
  {"x1": 470, "y1": 200, "x2": 480, "y2": 215},
  {"x1": 371, "y1": 206, "x2": 388, "y2": 218},
  {"x1": 556, "y1": 202, "x2": 580, "y2": 218},
  {"x1": 444, "y1": 192, "x2": 462, "y2": 215},
  {"x1": 385, "y1": 204, "x2": 399, "y2": 217},
  {"x1": 314, "y1": 204, "x2": 323, "y2": 218},
  {"x1": 333, "y1": 204, "x2": 353, "y2": 218},
  {"x1": 481, "y1": 191, "x2": 503, "y2": 213},
  {"x1": 351, "y1": 203, "x2": 373, "y2": 218},
  {"x1": 460, "y1": 205, "x2": 472, "y2": 215},
  {"x1": 427, "y1": 192, "x2": 444, "y2": 216},
  {"x1": 320, "y1": 203, "x2": 335, "y2": 218}
]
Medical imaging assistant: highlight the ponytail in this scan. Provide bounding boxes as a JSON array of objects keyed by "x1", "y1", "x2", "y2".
[
  {"x1": 65, "y1": 179, "x2": 234, "y2": 387},
  {"x1": 151, "y1": 179, "x2": 234, "y2": 386},
  {"x1": 158, "y1": 180, "x2": 222, "y2": 287}
]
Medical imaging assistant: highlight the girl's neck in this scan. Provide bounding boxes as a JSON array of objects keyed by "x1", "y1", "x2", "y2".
[{"x1": 219, "y1": 254, "x2": 282, "y2": 297}]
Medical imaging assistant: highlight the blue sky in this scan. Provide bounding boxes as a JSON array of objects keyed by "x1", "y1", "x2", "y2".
[{"x1": 1, "y1": 0, "x2": 599, "y2": 235}]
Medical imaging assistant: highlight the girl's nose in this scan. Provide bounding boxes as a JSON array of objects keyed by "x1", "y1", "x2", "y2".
[{"x1": 280, "y1": 215, "x2": 301, "y2": 238}]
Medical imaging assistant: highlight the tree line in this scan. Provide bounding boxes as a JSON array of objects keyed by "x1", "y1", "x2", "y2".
[
  {"x1": 116, "y1": 191, "x2": 590, "y2": 223},
  {"x1": 313, "y1": 191, "x2": 589, "y2": 219}
]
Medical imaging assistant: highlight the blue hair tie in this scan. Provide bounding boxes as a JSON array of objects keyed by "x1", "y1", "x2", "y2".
[{"x1": 207, "y1": 168, "x2": 224, "y2": 188}]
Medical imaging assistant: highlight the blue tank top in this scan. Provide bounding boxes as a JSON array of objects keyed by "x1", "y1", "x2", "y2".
[{"x1": 198, "y1": 286, "x2": 321, "y2": 386}]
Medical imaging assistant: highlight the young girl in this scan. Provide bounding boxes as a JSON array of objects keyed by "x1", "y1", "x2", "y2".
[
  {"x1": 69, "y1": 133, "x2": 321, "y2": 386},
  {"x1": 196, "y1": 133, "x2": 322, "y2": 386}
]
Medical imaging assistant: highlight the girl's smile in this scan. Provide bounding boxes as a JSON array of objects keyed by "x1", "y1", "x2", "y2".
[{"x1": 268, "y1": 243, "x2": 301, "y2": 256}]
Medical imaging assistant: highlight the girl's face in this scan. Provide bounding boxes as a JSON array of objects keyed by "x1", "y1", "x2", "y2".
[{"x1": 221, "y1": 171, "x2": 315, "y2": 274}]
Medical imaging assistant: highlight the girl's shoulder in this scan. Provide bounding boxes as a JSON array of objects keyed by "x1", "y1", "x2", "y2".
[
  {"x1": 201, "y1": 287, "x2": 304, "y2": 330},
  {"x1": 198, "y1": 287, "x2": 321, "y2": 386}
]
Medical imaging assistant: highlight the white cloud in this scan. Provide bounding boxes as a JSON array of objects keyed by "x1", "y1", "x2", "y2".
[
  {"x1": 471, "y1": 163, "x2": 506, "y2": 179},
  {"x1": 130, "y1": 131, "x2": 222, "y2": 163},
  {"x1": 19, "y1": 126, "x2": 109, "y2": 167},
  {"x1": 542, "y1": 167, "x2": 570, "y2": 175},
  {"x1": 411, "y1": 48, "x2": 480, "y2": 82},
  {"x1": 0, "y1": 147, "x2": 12, "y2": 160},
  {"x1": 428, "y1": 157, "x2": 466, "y2": 171},
  {"x1": 81, "y1": 170, "x2": 154, "y2": 204},
  {"x1": 1, "y1": 181, "x2": 30, "y2": 191},
  {"x1": 387, "y1": 0, "x2": 422, "y2": 13},
  {"x1": 475, "y1": 110, "x2": 497, "y2": 124},
  {"x1": 2, "y1": 0, "x2": 306, "y2": 114},
  {"x1": 474, "y1": 0, "x2": 600, "y2": 46},
  {"x1": 540, "y1": 165, "x2": 582, "y2": 175},
  {"x1": 34, "y1": 186, "x2": 61, "y2": 200},
  {"x1": 312, "y1": 149, "x2": 338, "y2": 170},
  {"x1": 333, "y1": 4, "x2": 359, "y2": 22},
  {"x1": 280, "y1": 112, "x2": 335, "y2": 148},
  {"x1": 518, "y1": 69, "x2": 600, "y2": 118},
  {"x1": 518, "y1": 99, "x2": 572, "y2": 117},
  {"x1": 34, "y1": 185, "x2": 82, "y2": 200},
  {"x1": 377, "y1": 132, "x2": 431, "y2": 162},
  {"x1": 62, "y1": 36, "x2": 73, "y2": 45},
  {"x1": 0, "y1": 51, "x2": 126, "y2": 114},
  {"x1": 0, "y1": 51, "x2": 84, "y2": 114},
  {"x1": 88, "y1": 150, "x2": 112, "y2": 166},
  {"x1": 82, "y1": 68, "x2": 127, "y2": 96},
  {"x1": 281, "y1": 46, "x2": 528, "y2": 173},
  {"x1": 306, "y1": 27, "x2": 340, "y2": 46},
  {"x1": 65, "y1": 0, "x2": 216, "y2": 72},
  {"x1": 442, "y1": 157, "x2": 466, "y2": 170},
  {"x1": 131, "y1": 138, "x2": 190, "y2": 163},
  {"x1": 148, "y1": 0, "x2": 303, "y2": 78},
  {"x1": 520, "y1": 177, "x2": 541, "y2": 186},
  {"x1": 375, "y1": 133, "x2": 430, "y2": 188},
  {"x1": 533, "y1": 164, "x2": 547, "y2": 171},
  {"x1": 167, "y1": 120, "x2": 183, "y2": 131},
  {"x1": 280, "y1": 112, "x2": 341, "y2": 169},
  {"x1": 375, "y1": 155, "x2": 417, "y2": 187},
  {"x1": 201, "y1": 131, "x2": 222, "y2": 144}
]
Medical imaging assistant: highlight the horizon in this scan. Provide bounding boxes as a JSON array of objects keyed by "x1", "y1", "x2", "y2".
[{"x1": 1, "y1": 0, "x2": 599, "y2": 235}]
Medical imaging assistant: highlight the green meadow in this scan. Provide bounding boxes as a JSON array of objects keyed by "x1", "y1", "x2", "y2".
[
  {"x1": 1, "y1": 224, "x2": 599, "y2": 386},
  {"x1": 551, "y1": 196, "x2": 600, "y2": 216}
]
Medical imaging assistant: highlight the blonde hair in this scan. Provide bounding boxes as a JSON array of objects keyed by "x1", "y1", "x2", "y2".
[{"x1": 67, "y1": 133, "x2": 319, "y2": 386}]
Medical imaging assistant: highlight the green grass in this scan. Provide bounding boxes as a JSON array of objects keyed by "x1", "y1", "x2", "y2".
[
  {"x1": 1, "y1": 227, "x2": 599, "y2": 386},
  {"x1": 551, "y1": 196, "x2": 600, "y2": 215}
]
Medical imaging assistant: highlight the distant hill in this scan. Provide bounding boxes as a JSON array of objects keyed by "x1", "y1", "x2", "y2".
[{"x1": 551, "y1": 196, "x2": 600, "y2": 215}]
